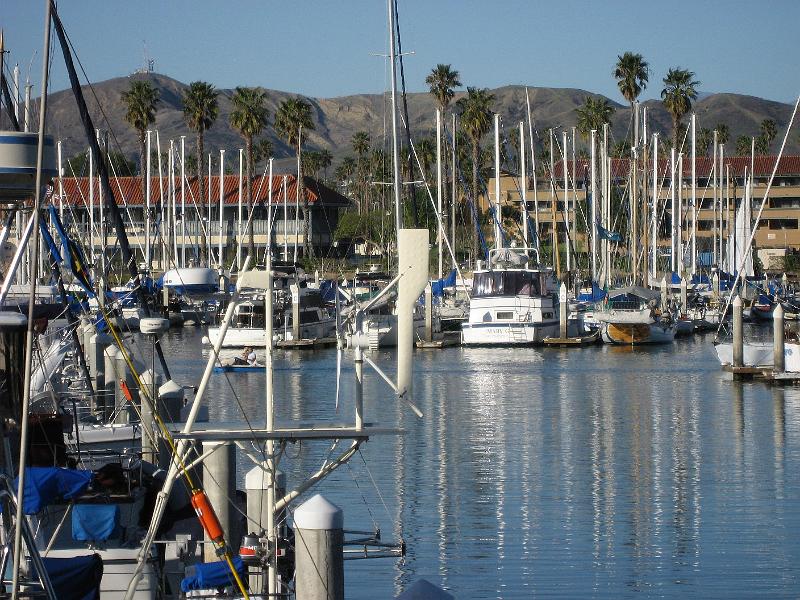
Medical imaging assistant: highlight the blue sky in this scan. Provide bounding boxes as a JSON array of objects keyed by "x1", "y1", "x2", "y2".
[{"x1": 3, "y1": 1, "x2": 798, "y2": 103}]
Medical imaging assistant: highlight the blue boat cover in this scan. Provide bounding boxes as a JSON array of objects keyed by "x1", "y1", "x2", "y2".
[
  {"x1": 181, "y1": 556, "x2": 245, "y2": 592},
  {"x1": 319, "y1": 279, "x2": 336, "y2": 303},
  {"x1": 431, "y1": 270, "x2": 457, "y2": 297},
  {"x1": 72, "y1": 504, "x2": 119, "y2": 541},
  {"x1": 38, "y1": 554, "x2": 103, "y2": 600},
  {"x1": 14, "y1": 467, "x2": 93, "y2": 514},
  {"x1": 577, "y1": 281, "x2": 606, "y2": 302}
]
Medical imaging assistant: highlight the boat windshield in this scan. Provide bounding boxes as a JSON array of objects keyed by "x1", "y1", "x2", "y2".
[{"x1": 472, "y1": 271, "x2": 542, "y2": 298}]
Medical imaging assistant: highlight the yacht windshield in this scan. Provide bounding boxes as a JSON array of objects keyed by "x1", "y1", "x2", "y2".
[{"x1": 472, "y1": 271, "x2": 542, "y2": 298}]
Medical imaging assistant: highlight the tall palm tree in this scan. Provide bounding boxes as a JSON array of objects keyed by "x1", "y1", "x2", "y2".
[
  {"x1": 182, "y1": 81, "x2": 219, "y2": 261},
  {"x1": 661, "y1": 68, "x2": 700, "y2": 149},
  {"x1": 613, "y1": 52, "x2": 648, "y2": 142},
  {"x1": 697, "y1": 127, "x2": 713, "y2": 156},
  {"x1": 230, "y1": 86, "x2": 269, "y2": 260},
  {"x1": 575, "y1": 96, "x2": 616, "y2": 138},
  {"x1": 351, "y1": 131, "x2": 370, "y2": 215},
  {"x1": 417, "y1": 137, "x2": 436, "y2": 179},
  {"x1": 121, "y1": 80, "x2": 159, "y2": 213},
  {"x1": 426, "y1": 64, "x2": 461, "y2": 113},
  {"x1": 456, "y1": 87, "x2": 495, "y2": 255},
  {"x1": 335, "y1": 156, "x2": 357, "y2": 187},
  {"x1": 736, "y1": 135, "x2": 752, "y2": 157},
  {"x1": 761, "y1": 118, "x2": 777, "y2": 152},
  {"x1": 715, "y1": 123, "x2": 730, "y2": 146},
  {"x1": 275, "y1": 97, "x2": 315, "y2": 258}
]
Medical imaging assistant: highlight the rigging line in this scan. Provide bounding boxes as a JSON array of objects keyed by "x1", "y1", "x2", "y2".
[
  {"x1": 344, "y1": 461, "x2": 379, "y2": 532},
  {"x1": 357, "y1": 448, "x2": 397, "y2": 533}
]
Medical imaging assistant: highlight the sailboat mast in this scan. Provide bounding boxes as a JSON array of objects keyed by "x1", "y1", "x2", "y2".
[
  {"x1": 651, "y1": 133, "x2": 658, "y2": 278},
  {"x1": 712, "y1": 130, "x2": 718, "y2": 267},
  {"x1": 145, "y1": 130, "x2": 151, "y2": 270},
  {"x1": 388, "y1": 0, "x2": 402, "y2": 234},
  {"x1": 219, "y1": 149, "x2": 224, "y2": 269},
  {"x1": 520, "y1": 121, "x2": 527, "y2": 247},
  {"x1": 590, "y1": 129, "x2": 597, "y2": 282},
  {"x1": 670, "y1": 147, "x2": 676, "y2": 273},
  {"x1": 436, "y1": 108, "x2": 443, "y2": 277},
  {"x1": 525, "y1": 89, "x2": 539, "y2": 250},
  {"x1": 493, "y1": 113, "x2": 502, "y2": 249},
  {"x1": 180, "y1": 136, "x2": 186, "y2": 268},
  {"x1": 691, "y1": 114, "x2": 696, "y2": 276},
  {"x1": 12, "y1": 2, "x2": 52, "y2": 594},
  {"x1": 563, "y1": 130, "x2": 570, "y2": 274}
]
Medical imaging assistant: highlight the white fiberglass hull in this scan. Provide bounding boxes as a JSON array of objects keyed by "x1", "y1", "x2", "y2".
[
  {"x1": 208, "y1": 318, "x2": 336, "y2": 347},
  {"x1": 715, "y1": 341, "x2": 773, "y2": 367},
  {"x1": 461, "y1": 320, "x2": 559, "y2": 345}
]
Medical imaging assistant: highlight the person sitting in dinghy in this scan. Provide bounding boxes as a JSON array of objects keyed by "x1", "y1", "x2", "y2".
[{"x1": 234, "y1": 346, "x2": 258, "y2": 366}]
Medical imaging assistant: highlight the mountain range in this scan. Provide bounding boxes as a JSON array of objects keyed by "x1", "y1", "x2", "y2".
[{"x1": 10, "y1": 73, "x2": 797, "y2": 174}]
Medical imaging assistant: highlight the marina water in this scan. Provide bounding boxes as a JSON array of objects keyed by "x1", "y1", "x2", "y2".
[{"x1": 152, "y1": 328, "x2": 799, "y2": 598}]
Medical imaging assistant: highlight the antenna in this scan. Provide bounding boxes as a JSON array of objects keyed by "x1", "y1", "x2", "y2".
[{"x1": 134, "y1": 40, "x2": 154, "y2": 75}]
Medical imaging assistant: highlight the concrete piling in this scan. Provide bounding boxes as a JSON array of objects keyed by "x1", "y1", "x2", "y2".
[
  {"x1": 733, "y1": 295, "x2": 743, "y2": 368},
  {"x1": 660, "y1": 276, "x2": 668, "y2": 310},
  {"x1": 138, "y1": 369, "x2": 160, "y2": 463},
  {"x1": 680, "y1": 277, "x2": 688, "y2": 317},
  {"x1": 559, "y1": 282, "x2": 567, "y2": 339},
  {"x1": 424, "y1": 285, "x2": 433, "y2": 343},
  {"x1": 294, "y1": 494, "x2": 344, "y2": 600},
  {"x1": 202, "y1": 441, "x2": 237, "y2": 562},
  {"x1": 774, "y1": 303, "x2": 785, "y2": 373},
  {"x1": 245, "y1": 464, "x2": 286, "y2": 592}
]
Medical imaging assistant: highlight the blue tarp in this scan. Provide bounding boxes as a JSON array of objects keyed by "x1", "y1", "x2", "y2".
[
  {"x1": 14, "y1": 467, "x2": 93, "y2": 514},
  {"x1": 37, "y1": 554, "x2": 103, "y2": 600},
  {"x1": 431, "y1": 270, "x2": 457, "y2": 297},
  {"x1": 72, "y1": 504, "x2": 119, "y2": 541},
  {"x1": 319, "y1": 279, "x2": 337, "y2": 303},
  {"x1": 181, "y1": 556, "x2": 245, "y2": 592},
  {"x1": 596, "y1": 222, "x2": 622, "y2": 242},
  {"x1": 577, "y1": 282, "x2": 606, "y2": 302}
]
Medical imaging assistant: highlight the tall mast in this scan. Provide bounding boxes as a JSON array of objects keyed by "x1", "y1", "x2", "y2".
[
  {"x1": 590, "y1": 129, "x2": 597, "y2": 282},
  {"x1": 451, "y1": 113, "x2": 457, "y2": 267},
  {"x1": 563, "y1": 130, "x2": 570, "y2": 274},
  {"x1": 180, "y1": 136, "x2": 186, "y2": 268},
  {"x1": 525, "y1": 89, "x2": 539, "y2": 251},
  {"x1": 218, "y1": 149, "x2": 225, "y2": 270},
  {"x1": 670, "y1": 147, "x2": 676, "y2": 273},
  {"x1": 145, "y1": 130, "x2": 151, "y2": 270},
  {"x1": 493, "y1": 113, "x2": 502, "y2": 250},
  {"x1": 436, "y1": 108, "x2": 443, "y2": 277},
  {"x1": 651, "y1": 133, "x2": 658, "y2": 278},
  {"x1": 388, "y1": 0, "x2": 402, "y2": 234},
  {"x1": 712, "y1": 130, "x2": 718, "y2": 267},
  {"x1": 691, "y1": 113, "x2": 696, "y2": 277},
  {"x1": 519, "y1": 121, "x2": 527, "y2": 246},
  {"x1": 549, "y1": 128, "x2": 559, "y2": 276}
]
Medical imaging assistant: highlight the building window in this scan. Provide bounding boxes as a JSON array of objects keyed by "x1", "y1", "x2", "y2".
[{"x1": 768, "y1": 219, "x2": 798, "y2": 230}]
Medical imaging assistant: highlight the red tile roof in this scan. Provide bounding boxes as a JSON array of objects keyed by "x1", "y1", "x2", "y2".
[
  {"x1": 52, "y1": 175, "x2": 350, "y2": 208},
  {"x1": 550, "y1": 155, "x2": 800, "y2": 180}
]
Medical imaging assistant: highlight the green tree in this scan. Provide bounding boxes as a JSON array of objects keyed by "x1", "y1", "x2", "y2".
[
  {"x1": 275, "y1": 97, "x2": 315, "y2": 258},
  {"x1": 697, "y1": 127, "x2": 712, "y2": 156},
  {"x1": 426, "y1": 64, "x2": 461, "y2": 113},
  {"x1": 67, "y1": 151, "x2": 136, "y2": 178},
  {"x1": 416, "y1": 137, "x2": 436, "y2": 179},
  {"x1": 121, "y1": 80, "x2": 159, "y2": 210},
  {"x1": 253, "y1": 138, "x2": 273, "y2": 172},
  {"x1": 456, "y1": 87, "x2": 495, "y2": 254},
  {"x1": 613, "y1": 51, "x2": 648, "y2": 144},
  {"x1": 351, "y1": 131, "x2": 371, "y2": 214},
  {"x1": 182, "y1": 81, "x2": 219, "y2": 261},
  {"x1": 760, "y1": 118, "x2": 777, "y2": 152},
  {"x1": 230, "y1": 86, "x2": 269, "y2": 259},
  {"x1": 735, "y1": 135, "x2": 752, "y2": 156},
  {"x1": 575, "y1": 96, "x2": 616, "y2": 139},
  {"x1": 715, "y1": 123, "x2": 730, "y2": 145},
  {"x1": 661, "y1": 68, "x2": 700, "y2": 149}
]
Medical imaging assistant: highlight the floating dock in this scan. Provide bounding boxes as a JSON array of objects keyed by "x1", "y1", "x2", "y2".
[{"x1": 416, "y1": 331, "x2": 461, "y2": 349}]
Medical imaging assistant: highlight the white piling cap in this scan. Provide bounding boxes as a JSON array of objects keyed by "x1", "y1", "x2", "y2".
[
  {"x1": 775, "y1": 303, "x2": 784, "y2": 318},
  {"x1": 245, "y1": 465, "x2": 285, "y2": 490},
  {"x1": 733, "y1": 294, "x2": 742, "y2": 306},
  {"x1": 140, "y1": 317, "x2": 169, "y2": 335},
  {"x1": 293, "y1": 494, "x2": 343, "y2": 530},
  {"x1": 159, "y1": 379, "x2": 184, "y2": 400}
]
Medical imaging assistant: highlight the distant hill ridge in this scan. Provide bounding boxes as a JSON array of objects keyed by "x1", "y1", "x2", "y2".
[{"x1": 26, "y1": 72, "x2": 798, "y2": 172}]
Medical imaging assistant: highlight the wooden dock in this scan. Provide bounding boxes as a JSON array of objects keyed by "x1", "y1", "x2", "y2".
[
  {"x1": 722, "y1": 364, "x2": 800, "y2": 383},
  {"x1": 276, "y1": 337, "x2": 337, "y2": 350},
  {"x1": 416, "y1": 331, "x2": 461, "y2": 349}
]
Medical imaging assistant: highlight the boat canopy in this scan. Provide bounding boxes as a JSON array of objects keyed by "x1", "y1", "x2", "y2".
[
  {"x1": 607, "y1": 286, "x2": 660, "y2": 302},
  {"x1": 472, "y1": 270, "x2": 544, "y2": 298},
  {"x1": 14, "y1": 467, "x2": 93, "y2": 514},
  {"x1": 431, "y1": 269, "x2": 457, "y2": 297},
  {"x1": 36, "y1": 554, "x2": 103, "y2": 600},
  {"x1": 181, "y1": 556, "x2": 245, "y2": 592}
]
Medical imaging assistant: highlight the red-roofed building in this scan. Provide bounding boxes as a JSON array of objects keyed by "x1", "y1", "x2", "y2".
[{"x1": 48, "y1": 174, "x2": 350, "y2": 263}]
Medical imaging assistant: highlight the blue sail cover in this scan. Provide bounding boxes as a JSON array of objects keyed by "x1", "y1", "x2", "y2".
[
  {"x1": 577, "y1": 282, "x2": 606, "y2": 302},
  {"x1": 36, "y1": 554, "x2": 103, "y2": 600},
  {"x1": 431, "y1": 270, "x2": 457, "y2": 297},
  {"x1": 181, "y1": 556, "x2": 245, "y2": 592},
  {"x1": 14, "y1": 467, "x2": 93, "y2": 514}
]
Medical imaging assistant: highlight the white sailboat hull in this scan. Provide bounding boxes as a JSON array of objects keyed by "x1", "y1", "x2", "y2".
[{"x1": 208, "y1": 318, "x2": 336, "y2": 347}]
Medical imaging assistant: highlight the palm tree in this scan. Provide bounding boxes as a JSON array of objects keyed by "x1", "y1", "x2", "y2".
[
  {"x1": 697, "y1": 127, "x2": 712, "y2": 156},
  {"x1": 456, "y1": 87, "x2": 495, "y2": 254},
  {"x1": 275, "y1": 97, "x2": 315, "y2": 258},
  {"x1": 735, "y1": 135, "x2": 752, "y2": 156},
  {"x1": 121, "y1": 80, "x2": 159, "y2": 222},
  {"x1": 417, "y1": 137, "x2": 436, "y2": 179},
  {"x1": 760, "y1": 119, "x2": 777, "y2": 152},
  {"x1": 661, "y1": 68, "x2": 700, "y2": 149},
  {"x1": 316, "y1": 149, "x2": 333, "y2": 180},
  {"x1": 715, "y1": 123, "x2": 730, "y2": 146},
  {"x1": 426, "y1": 64, "x2": 461, "y2": 113},
  {"x1": 230, "y1": 86, "x2": 269, "y2": 259},
  {"x1": 253, "y1": 138, "x2": 273, "y2": 172},
  {"x1": 613, "y1": 52, "x2": 648, "y2": 142},
  {"x1": 575, "y1": 96, "x2": 616, "y2": 138},
  {"x1": 182, "y1": 81, "x2": 219, "y2": 261},
  {"x1": 335, "y1": 156, "x2": 357, "y2": 187},
  {"x1": 351, "y1": 131, "x2": 370, "y2": 214}
]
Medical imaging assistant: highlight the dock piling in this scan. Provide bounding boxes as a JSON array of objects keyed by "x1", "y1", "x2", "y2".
[
  {"x1": 680, "y1": 277, "x2": 687, "y2": 317},
  {"x1": 202, "y1": 441, "x2": 237, "y2": 562},
  {"x1": 774, "y1": 303, "x2": 785, "y2": 373},
  {"x1": 425, "y1": 285, "x2": 433, "y2": 343},
  {"x1": 294, "y1": 494, "x2": 344, "y2": 600},
  {"x1": 559, "y1": 282, "x2": 567, "y2": 339},
  {"x1": 733, "y1": 295, "x2": 743, "y2": 368}
]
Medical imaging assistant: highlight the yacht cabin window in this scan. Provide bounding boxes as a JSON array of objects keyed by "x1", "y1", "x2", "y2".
[{"x1": 472, "y1": 271, "x2": 543, "y2": 298}]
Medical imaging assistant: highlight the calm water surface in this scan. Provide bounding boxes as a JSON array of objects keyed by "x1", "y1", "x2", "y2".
[{"x1": 150, "y1": 328, "x2": 800, "y2": 599}]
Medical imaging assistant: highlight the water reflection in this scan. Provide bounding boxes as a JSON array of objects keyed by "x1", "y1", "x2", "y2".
[{"x1": 154, "y1": 330, "x2": 800, "y2": 598}]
